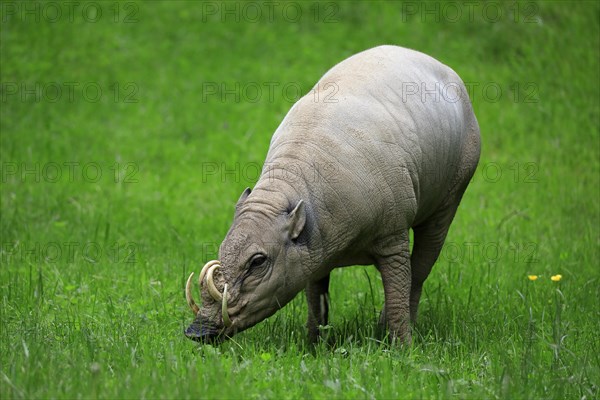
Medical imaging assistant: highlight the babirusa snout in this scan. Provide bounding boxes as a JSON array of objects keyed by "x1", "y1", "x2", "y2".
[{"x1": 185, "y1": 260, "x2": 232, "y2": 327}]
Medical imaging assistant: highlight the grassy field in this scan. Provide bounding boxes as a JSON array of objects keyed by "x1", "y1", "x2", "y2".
[{"x1": 1, "y1": 1, "x2": 599, "y2": 399}]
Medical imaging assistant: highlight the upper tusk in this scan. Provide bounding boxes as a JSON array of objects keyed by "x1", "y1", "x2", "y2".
[
  {"x1": 185, "y1": 272, "x2": 200, "y2": 315},
  {"x1": 199, "y1": 260, "x2": 221, "y2": 289},
  {"x1": 206, "y1": 264, "x2": 224, "y2": 302},
  {"x1": 222, "y1": 284, "x2": 232, "y2": 327}
]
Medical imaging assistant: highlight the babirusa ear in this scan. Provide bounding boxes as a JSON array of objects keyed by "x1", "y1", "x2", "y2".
[
  {"x1": 236, "y1": 188, "x2": 251, "y2": 210},
  {"x1": 288, "y1": 200, "x2": 306, "y2": 240}
]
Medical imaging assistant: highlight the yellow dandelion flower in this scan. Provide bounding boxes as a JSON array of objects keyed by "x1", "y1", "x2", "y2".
[
  {"x1": 528, "y1": 275, "x2": 539, "y2": 281},
  {"x1": 551, "y1": 274, "x2": 562, "y2": 282}
]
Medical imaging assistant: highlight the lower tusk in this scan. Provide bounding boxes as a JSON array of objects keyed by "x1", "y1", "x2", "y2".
[
  {"x1": 206, "y1": 264, "x2": 224, "y2": 302},
  {"x1": 222, "y1": 284, "x2": 232, "y2": 327},
  {"x1": 185, "y1": 272, "x2": 200, "y2": 315}
]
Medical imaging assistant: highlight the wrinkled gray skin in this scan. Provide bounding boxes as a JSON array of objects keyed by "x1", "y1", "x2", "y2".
[{"x1": 186, "y1": 45, "x2": 480, "y2": 344}]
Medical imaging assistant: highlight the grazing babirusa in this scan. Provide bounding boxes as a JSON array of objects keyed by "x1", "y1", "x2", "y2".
[{"x1": 184, "y1": 45, "x2": 480, "y2": 345}]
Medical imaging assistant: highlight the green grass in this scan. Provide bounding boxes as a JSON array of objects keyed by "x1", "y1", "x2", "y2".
[{"x1": 1, "y1": 1, "x2": 599, "y2": 398}]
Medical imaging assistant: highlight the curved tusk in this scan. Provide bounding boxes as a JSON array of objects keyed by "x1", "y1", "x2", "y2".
[
  {"x1": 199, "y1": 260, "x2": 221, "y2": 289},
  {"x1": 206, "y1": 264, "x2": 223, "y2": 302},
  {"x1": 222, "y1": 284, "x2": 232, "y2": 327},
  {"x1": 193, "y1": 259, "x2": 232, "y2": 327},
  {"x1": 185, "y1": 272, "x2": 200, "y2": 315}
]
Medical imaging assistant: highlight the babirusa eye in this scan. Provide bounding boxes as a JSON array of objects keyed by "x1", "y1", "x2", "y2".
[{"x1": 249, "y1": 254, "x2": 267, "y2": 269}]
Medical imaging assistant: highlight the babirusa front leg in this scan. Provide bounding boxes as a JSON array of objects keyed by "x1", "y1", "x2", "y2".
[{"x1": 305, "y1": 274, "x2": 330, "y2": 343}]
